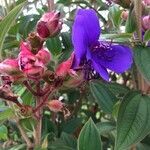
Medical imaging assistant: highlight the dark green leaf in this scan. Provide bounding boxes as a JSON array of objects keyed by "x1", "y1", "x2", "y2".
[
  {"x1": 115, "y1": 92, "x2": 150, "y2": 150},
  {"x1": 96, "y1": 122, "x2": 116, "y2": 135},
  {"x1": 46, "y1": 36, "x2": 62, "y2": 56},
  {"x1": 134, "y1": 46, "x2": 150, "y2": 82},
  {"x1": 60, "y1": 132, "x2": 77, "y2": 149},
  {"x1": 62, "y1": 118, "x2": 82, "y2": 134},
  {"x1": 89, "y1": 80, "x2": 117, "y2": 113},
  {"x1": 78, "y1": 118, "x2": 102, "y2": 150}
]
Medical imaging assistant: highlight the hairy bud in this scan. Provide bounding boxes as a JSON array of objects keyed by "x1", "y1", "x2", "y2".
[
  {"x1": 36, "y1": 11, "x2": 62, "y2": 38},
  {"x1": 47, "y1": 100, "x2": 64, "y2": 112}
]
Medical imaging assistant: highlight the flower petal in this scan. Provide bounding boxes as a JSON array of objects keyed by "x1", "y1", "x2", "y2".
[
  {"x1": 76, "y1": 9, "x2": 100, "y2": 45},
  {"x1": 98, "y1": 45, "x2": 133, "y2": 73},
  {"x1": 72, "y1": 15, "x2": 87, "y2": 66},
  {"x1": 92, "y1": 60, "x2": 109, "y2": 81},
  {"x1": 72, "y1": 9, "x2": 100, "y2": 67}
]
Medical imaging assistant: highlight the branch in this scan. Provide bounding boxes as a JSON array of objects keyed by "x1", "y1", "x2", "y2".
[{"x1": 16, "y1": 121, "x2": 34, "y2": 149}]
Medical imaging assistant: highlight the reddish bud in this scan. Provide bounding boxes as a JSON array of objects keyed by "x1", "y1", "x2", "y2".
[
  {"x1": 143, "y1": 0, "x2": 150, "y2": 5},
  {"x1": 56, "y1": 53, "x2": 74, "y2": 77},
  {"x1": 36, "y1": 49, "x2": 51, "y2": 64},
  {"x1": 47, "y1": 100, "x2": 64, "y2": 112},
  {"x1": 36, "y1": 11, "x2": 62, "y2": 38},
  {"x1": 0, "y1": 59, "x2": 21, "y2": 75},
  {"x1": 142, "y1": 15, "x2": 150, "y2": 30},
  {"x1": 121, "y1": 11, "x2": 129, "y2": 20},
  {"x1": 18, "y1": 42, "x2": 46, "y2": 79}
]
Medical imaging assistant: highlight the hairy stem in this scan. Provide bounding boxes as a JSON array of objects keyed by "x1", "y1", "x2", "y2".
[{"x1": 16, "y1": 121, "x2": 33, "y2": 149}]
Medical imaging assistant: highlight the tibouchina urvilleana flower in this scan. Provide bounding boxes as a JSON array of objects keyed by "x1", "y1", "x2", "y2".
[{"x1": 72, "y1": 9, "x2": 133, "y2": 81}]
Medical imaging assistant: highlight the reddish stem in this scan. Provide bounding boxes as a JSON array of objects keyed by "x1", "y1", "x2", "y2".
[
  {"x1": 33, "y1": 87, "x2": 54, "y2": 113},
  {"x1": 23, "y1": 81, "x2": 45, "y2": 96}
]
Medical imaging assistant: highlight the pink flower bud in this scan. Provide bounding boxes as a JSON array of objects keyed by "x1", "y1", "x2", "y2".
[
  {"x1": 63, "y1": 71, "x2": 84, "y2": 88},
  {"x1": 0, "y1": 59, "x2": 21, "y2": 75},
  {"x1": 18, "y1": 42, "x2": 46, "y2": 79},
  {"x1": 36, "y1": 49, "x2": 51, "y2": 64},
  {"x1": 36, "y1": 11, "x2": 62, "y2": 38},
  {"x1": 143, "y1": 0, "x2": 150, "y2": 5},
  {"x1": 142, "y1": 15, "x2": 150, "y2": 30},
  {"x1": 47, "y1": 100, "x2": 64, "y2": 112},
  {"x1": 56, "y1": 53, "x2": 74, "y2": 77},
  {"x1": 121, "y1": 11, "x2": 129, "y2": 20}
]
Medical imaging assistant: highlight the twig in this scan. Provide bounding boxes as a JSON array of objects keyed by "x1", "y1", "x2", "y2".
[
  {"x1": 16, "y1": 121, "x2": 33, "y2": 149},
  {"x1": 23, "y1": 81, "x2": 44, "y2": 97}
]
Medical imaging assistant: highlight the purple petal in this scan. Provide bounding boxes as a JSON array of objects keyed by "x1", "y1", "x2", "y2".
[
  {"x1": 98, "y1": 45, "x2": 133, "y2": 73},
  {"x1": 72, "y1": 15, "x2": 87, "y2": 66},
  {"x1": 75, "y1": 9, "x2": 100, "y2": 45},
  {"x1": 92, "y1": 60, "x2": 109, "y2": 81}
]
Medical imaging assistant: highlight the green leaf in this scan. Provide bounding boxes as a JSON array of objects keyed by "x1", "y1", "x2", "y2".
[
  {"x1": 101, "y1": 33, "x2": 132, "y2": 39},
  {"x1": 46, "y1": 36, "x2": 62, "y2": 56},
  {"x1": 136, "y1": 143, "x2": 150, "y2": 150},
  {"x1": 115, "y1": 92, "x2": 150, "y2": 150},
  {"x1": 144, "y1": 30, "x2": 150, "y2": 41},
  {"x1": 96, "y1": 122, "x2": 116, "y2": 135},
  {"x1": 109, "y1": 4, "x2": 122, "y2": 28},
  {"x1": 134, "y1": 46, "x2": 150, "y2": 82},
  {"x1": 78, "y1": 118, "x2": 102, "y2": 150},
  {"x1": 0, "y1": 125, "x2": 8, "y2": 140},
  {"x1": 0, "y1": 108, "x2": 14, "y2": 121},
  {"x1": 125, "y1": 6, "x2": 136, "y2": 33},
  {"x1": 89, "y1": 80, "x2": 117, "y2": 113},
  {"x1": 60, "y1": 132, "x2": 77, "y2": 149},
  {"x1": 104, "y1": 82, "x2": 129, "y2": 95},
  {"x1": 0, "y1": 1, "x2": 26, "y2": 59},
  {"x1": 62, "y1": 118, "x2": 82, "y2": 134}
]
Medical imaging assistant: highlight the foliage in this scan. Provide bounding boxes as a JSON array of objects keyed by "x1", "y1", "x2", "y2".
[{"x1": 0, "y1": 0, "x2": 149, "y2": 150}]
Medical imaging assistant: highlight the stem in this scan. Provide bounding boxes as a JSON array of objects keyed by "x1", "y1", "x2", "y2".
[
  {"x1": 0, "y1": 89, "x2": 22, "y2": 107},
  {"x1": 34, "y1": 82, "x2": 42, "y2": 146},
  {"x1": 16, "y1": 121, "x2": 33, "y2": 149},
  {"x1": 23, "y1": 81, "x2": 44, "y2": 96},
  {"x1": 33, "y1": 87, "x2": 54, "y2": 113},
  {"x1": 48, "y1": 0, "x2": 55, "y2": 11}
]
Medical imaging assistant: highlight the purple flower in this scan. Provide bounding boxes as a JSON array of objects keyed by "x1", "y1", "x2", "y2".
[{"x1": 72, "y1": 9, "x2": 133, "y2": 81}]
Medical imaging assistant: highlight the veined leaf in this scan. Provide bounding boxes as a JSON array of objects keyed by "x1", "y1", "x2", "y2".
[
  {"x1": 134, "y1": 46, "x2": 150, "y2": 83},
  {"x1": 78, "y1": 118, "x2": 102, "y2": 150},
  {"x1": 89, "y1": 80, "x2": 117, "y2": 113},
  {"x1": 0, "y1": 1, "x2": 26, "y2": 59},
  {"x1": 115, "y1": 91, "x2": 150, "y2": 150}
]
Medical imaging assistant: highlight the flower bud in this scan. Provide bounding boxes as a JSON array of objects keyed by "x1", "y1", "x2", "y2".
[
  {"x1": 36, "y1": 49, "x2": 51, "y2": 64},
  {"x1": 18, "y1": 42, "x2": 46, "y2": 79},
  {"x1": 56, "y1": 53, "x2": 74, "y2": 77},
  {"x1": 27, "y1": 32, "x2": 44, "y2": 54},
  {"x1": 0, "y1": 59, "x2": 21, "y2": 75},
  {"x1": 121, "y1": 11, "x2": 129, "y2": 20},
  {"x1": 63, "y1": 71, "x2": 84, "y2": 88},
  {"x1": 143, "y1": 0, "x2": 150, "y2": 5},
  {"x1": 142, "y1": 15, "x2": 150, "y2": 30},
  {"x1": 47, "y1": 100, "x2": 64, "y2": 112},
  {"x1": 36, "y1": 11, "x2": 62, "y2": 38}
]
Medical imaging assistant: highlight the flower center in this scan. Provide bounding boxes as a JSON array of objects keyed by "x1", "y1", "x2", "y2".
[
  {"x1": 83, "y1": 60, "x2": 99, "y2": 80},
  {"x1": 92, "y1": 42, "x2": 114, "y2": 61}
]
